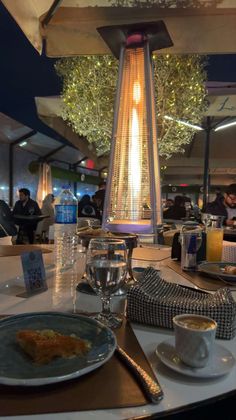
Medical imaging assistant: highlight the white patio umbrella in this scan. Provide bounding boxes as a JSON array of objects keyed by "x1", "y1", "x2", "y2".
[{"x1": 2, "y1": 0, "x2": 236, "y2": 56}]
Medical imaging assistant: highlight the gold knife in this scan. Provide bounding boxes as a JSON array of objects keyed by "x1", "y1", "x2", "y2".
[{"x1": 116, "y1": 345, "x2": 164, "y2": 404}]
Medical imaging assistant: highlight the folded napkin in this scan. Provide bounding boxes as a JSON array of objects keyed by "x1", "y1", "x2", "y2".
[{"x1": 126, "y1": 267, "x2": 236, "y2": 340}]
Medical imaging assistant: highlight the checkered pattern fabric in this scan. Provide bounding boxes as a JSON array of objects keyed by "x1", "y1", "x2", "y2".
[
  {"x1": 222, "y1": 240, "x2": 236, "y2": 263},
  {"x1": 126, "y1": 267, "x2": 236, "y2": 340}
]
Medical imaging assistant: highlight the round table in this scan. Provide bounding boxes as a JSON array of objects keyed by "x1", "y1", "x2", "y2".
[{"x1": 13, "y1": 214, "x2": 49, "y2": 223}]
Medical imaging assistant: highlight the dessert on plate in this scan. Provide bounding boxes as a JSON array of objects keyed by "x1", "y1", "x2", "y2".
[
  {"x1": 16, "y1": 329, "x2": 90, "y2": 364},
  {"x1": 223, "y1": 265, "x2": 236, "y2": 275}
]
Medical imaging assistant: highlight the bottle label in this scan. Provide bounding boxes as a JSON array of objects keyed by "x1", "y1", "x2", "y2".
[
  {"x1": 187, "y1": 235, "x2": 197, "y2": 254},
  {"x1": 55, "y1": 205, "x2": 77, "y2": 224},
  {"x1": 181, "y1": 233, "x2": 197, "y2": 271}
]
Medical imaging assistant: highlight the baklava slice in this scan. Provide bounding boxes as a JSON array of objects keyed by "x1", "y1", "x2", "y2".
[{"x1": 16, "y1": 329, "x2": 90, "y2": 364}]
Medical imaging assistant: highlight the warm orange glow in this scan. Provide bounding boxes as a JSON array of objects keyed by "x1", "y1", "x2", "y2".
[
  {"x1": 36, "y1": 163, "x2": 52, "y2": 208},
  {"x1": 128, "y1": 80, "x2": 142, "y2": 220},
  {"x1": 133, "y1": 81, "x2": 141, "y2": 104},
  {"x1": 129, "y1": 108, "x2": 141, "y2": 219},
  {"x1": 105, "y1": 45, "x2": 163, "y2": 231}
]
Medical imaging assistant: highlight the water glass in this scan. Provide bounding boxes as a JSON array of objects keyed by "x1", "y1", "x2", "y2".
[{"x1": 86, "y1": 238, "x2": 127, "y2": 328}]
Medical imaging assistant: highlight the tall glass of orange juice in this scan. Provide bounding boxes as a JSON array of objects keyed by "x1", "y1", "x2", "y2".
[{"x1": 206, "y1": 228, "x2": 224, "y2": 262}]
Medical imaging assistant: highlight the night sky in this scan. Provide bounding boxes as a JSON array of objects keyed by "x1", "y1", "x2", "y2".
[
  {"x1": 207, "y1": 55, "x2": 236, "y2": 84},
  {"x1": 0, "y1": 2, "x2": 236, "y2": 136}
]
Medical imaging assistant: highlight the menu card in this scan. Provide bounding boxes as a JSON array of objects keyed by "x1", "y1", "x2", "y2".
[{"x1": 21, "y1": 250, "x2": 47, "y2": 295}]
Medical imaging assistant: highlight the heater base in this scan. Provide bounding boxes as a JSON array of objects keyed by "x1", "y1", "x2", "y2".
[{"x1": 105, "y1": 220, "x2": 154, "y2": 234}]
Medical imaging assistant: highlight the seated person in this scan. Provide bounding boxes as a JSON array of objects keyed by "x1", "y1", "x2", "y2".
[
  {"x1": 0, "y1": 199, "x2": 17, "y2": 244},
  {"x1": 183, "y1": 196, "x2": 194, "y2": 219},
  {"x1": 13, "y1": 188, "x2": 41, "y2": 244},
  {"x1": 204, "y1": 183, "x2": 236, "y2": 228},
  {"x1": 93, "y1": 182, "x2": 106, "y2": 215},
  {"x1": 163, "y1": 198, "x2": 174, "y2": 212},
  {"x1": 163, "y1": 195, "x2": 186, "y2": 220},
  {"x1": 78, "y1": 194, "x2": 100, "y2": 219}
]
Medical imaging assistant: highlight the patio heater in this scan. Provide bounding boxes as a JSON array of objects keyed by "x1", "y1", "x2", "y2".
[
  {"x1": 98, "y1": 22, "x2": 173, "y2": 242},
  {"x1": 36, "y1": 162, "x2": 52, "y2": 208}
]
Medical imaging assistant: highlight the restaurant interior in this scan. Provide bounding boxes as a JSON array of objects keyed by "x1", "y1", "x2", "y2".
[{"x1": 0, "y1": 1, "x2": 236, "y2": 419}]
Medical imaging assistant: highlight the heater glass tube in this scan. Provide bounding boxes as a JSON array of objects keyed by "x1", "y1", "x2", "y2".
[
  {"x1": 104, "y1": 44, "x2": 162, "y2": 234},
  {"x1": 111, "y1": 47, "x2": 150, "y2": 222}
]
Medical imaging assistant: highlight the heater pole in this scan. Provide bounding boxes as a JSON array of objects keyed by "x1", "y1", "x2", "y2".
[
  {"x1": 102, "y1": 46, "x2": 125, "y2": 229},
  {"x1": 144, "y1": 44, "x2": 163, "y2": 243},
  {"x1": 203, "y1": 116, "x2": 212, "y2": 210}
]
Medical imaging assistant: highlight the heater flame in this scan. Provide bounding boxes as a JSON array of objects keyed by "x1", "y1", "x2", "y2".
[
  {"x1": 129, "y1": 80, "x2": 142, "y2": 220},
  {"x1": 133, "y1": 81, "x2": 141, "y2": 104}
]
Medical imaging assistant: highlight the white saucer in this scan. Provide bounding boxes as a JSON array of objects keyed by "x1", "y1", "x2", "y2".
[{"x1": 156, "y1": 338, "x2": 235, "y2": 378}]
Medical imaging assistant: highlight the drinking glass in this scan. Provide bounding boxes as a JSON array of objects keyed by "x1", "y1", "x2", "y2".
[
  {"x1": 86, "y1": 238, "x2": 127, "y2": 328},
  {"x1": 206, "y1": 227, "x2": 224, "y2": 262}
]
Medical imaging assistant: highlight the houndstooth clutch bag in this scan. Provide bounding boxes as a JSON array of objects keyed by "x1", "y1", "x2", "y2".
[{"x1": 126, "y1": 267, "x2": 236, "y2": 340}]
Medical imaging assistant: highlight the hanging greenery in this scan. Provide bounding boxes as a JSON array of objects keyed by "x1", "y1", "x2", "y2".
[
  {"x1": 153, "y1": 53, "x2": 207, "y2": 157},
  {"x1": 55, "y1": 53, "x2": 207, "y2": 158}
]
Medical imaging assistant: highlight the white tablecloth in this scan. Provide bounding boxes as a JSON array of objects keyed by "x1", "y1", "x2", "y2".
[{"x1": 0, "y1": 247, "x2": 235, "y2": 420}]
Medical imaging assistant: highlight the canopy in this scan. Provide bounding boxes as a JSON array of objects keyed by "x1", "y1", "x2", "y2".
[
  {"x1": 35, "y1": 90, "x2": 236, "y2": 186},
  {"x1": 35, "y1": 96, "x2": 109, "y2": 169},
  {"x1": 2, "y1": 0, "x2": 236, "y2": 56}
]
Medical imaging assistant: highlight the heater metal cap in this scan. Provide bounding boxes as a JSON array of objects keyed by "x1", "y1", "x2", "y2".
[{"x1": 97, "y1": 21, "x2": 173, "y2": 58}]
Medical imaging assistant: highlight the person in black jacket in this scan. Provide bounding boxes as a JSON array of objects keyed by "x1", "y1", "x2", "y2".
[
  {"x1": 77, "y1": 194, "x2": 100, "y2": 220},
  {"x1": 0, "y1": 200, "x2": 17, "y2": 238},
  {"x1": 93, "y1": 182, "x2": 106, "y2": 216},
  {"x1": 13, "y1": 188, "x2": 41, "y2": 244},
  {"x1": 204, "y1": 183, "x2": 236, "y2": 227}
]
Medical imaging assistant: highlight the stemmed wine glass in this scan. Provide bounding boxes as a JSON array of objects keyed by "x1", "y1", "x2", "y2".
[{"x1": 86, "y1": 238, "x2": 128, "y2": 328}]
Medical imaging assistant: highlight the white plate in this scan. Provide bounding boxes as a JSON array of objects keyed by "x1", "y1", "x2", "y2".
[
  {"x1": 156, "y1": 338, "x2": 235, "y2": 378},
  {"x1": 0, "y1": 312, "x2": 116, "y2": 386}
]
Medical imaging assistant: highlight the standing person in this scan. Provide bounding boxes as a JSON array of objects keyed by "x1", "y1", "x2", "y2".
[
  {"x1": 93, "y1": 181, "x2": 106, "y2": 216},
  {"x1": 37, "y1": 194, "x2": 55, "y2": 242},
  {"x1": 204, "y1": 183, "x2": 236, "y2": 227},
  {"x1": 13, "y1": 188, "x2": 41, "y2": 244}
]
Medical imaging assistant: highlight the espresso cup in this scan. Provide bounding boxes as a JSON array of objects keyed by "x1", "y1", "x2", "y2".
[{"x1": 173, "y1": 314, "x2": 217, "y2": 368}]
